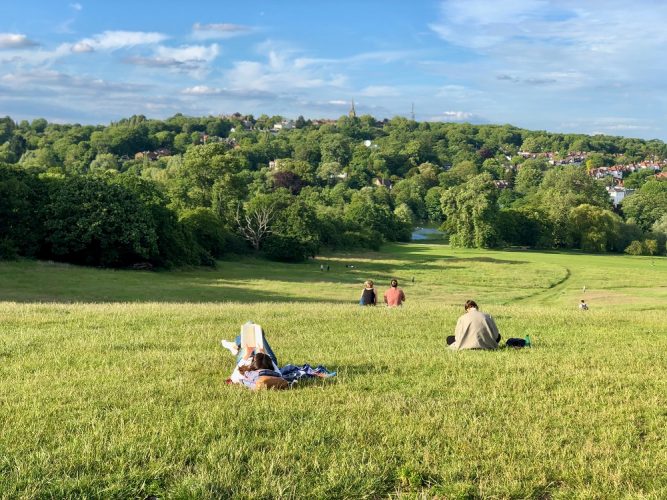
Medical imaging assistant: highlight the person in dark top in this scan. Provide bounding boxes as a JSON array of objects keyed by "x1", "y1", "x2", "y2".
[{"x1": 359, "y1": 280, "x2": 377, "y2": 306}]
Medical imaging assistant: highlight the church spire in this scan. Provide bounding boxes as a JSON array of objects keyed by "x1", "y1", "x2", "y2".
[{"x1": 349, "y1": 99, "x2": 356, "y2": 118}]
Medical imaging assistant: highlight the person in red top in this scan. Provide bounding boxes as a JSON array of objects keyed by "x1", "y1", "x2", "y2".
[{"x1": 384, "y1": 279, "x2": 406, "y2": 307}]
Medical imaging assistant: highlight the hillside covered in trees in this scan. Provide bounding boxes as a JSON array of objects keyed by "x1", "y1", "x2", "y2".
[{"x1": 1, "y1": 113, "x2": 666, "y2": 268}]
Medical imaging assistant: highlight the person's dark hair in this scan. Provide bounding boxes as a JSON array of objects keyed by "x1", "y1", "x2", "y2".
[
  {"x1": 390, "y1": 279, "x2": 398, "y2": 287},
  {"x1": 239, "y1": 352, "x2": 274, "y2": 373},
  {"x1": 464, "y1": 300, "x2": 478, "y2": 311}
]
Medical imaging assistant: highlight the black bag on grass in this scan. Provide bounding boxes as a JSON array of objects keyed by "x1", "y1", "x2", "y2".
[{"x1": 505, "y1": 338, "x2": 526, "y2": 348}]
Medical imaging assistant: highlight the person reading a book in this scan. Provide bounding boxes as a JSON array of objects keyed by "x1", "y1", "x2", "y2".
[
  {"x1": 221, "y1": 321, "x2": 279, "y2": 367},
  {"x1": 447, "y1": 300, "x2": 501, "y2": 350},
  {"x1": 221, "y1": 321, "x2": 337, "y2": 390}
]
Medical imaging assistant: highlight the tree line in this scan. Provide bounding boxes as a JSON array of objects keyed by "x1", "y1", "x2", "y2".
[{"x1": 1, "y1": 113, "x2": 666, "y2": 268}]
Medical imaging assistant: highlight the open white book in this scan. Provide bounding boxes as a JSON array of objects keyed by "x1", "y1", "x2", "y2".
[{"x1": 240, "y1": 323, "x2": 265, "y2": 351}]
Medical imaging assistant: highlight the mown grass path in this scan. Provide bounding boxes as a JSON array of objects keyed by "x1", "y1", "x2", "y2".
[{"x1": 1, "y1": 244, "x2": 666, "y2": 498}]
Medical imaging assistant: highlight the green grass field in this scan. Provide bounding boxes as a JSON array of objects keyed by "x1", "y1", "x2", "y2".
[{"x1": 1, "y1": 244, "x2": 666, "y2": 498}]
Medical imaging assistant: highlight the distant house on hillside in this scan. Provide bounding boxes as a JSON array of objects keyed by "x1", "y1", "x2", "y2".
[
  {"x1": 607, "y1": 186, "x2": 634, "y2": 207},
  {"x1": 155, "y1": 148, "x2": 172, "y2": 158},
  {"x1": 135, "y1": 151, "x2": 158, "y2": 161},
  {"x1": 134, "y1": 148, "x2": 171, "y2": 161},
  {"x1": 374, "y1": 177, "x2": 393, "y2": 189},
  {"x1": 272, "y1": 120, "x2": 295, "y2": 131}
]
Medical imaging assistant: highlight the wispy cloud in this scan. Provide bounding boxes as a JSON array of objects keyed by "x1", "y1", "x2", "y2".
[
  {"x1": 0, "y1": 33, "x2": 38, "y2": 49},
  {"x1": 429, "y1": 0, "x2": 667, "y2": 86},
  {"x1": 426, "y1": 110, "x2": 488, "y2": 123},
  {"x1": 125, "y1": 44, "x2": 219, "y2": 77},
  {"x1": 71, "y1": 31, "x2": 167, "y2": 53},
  {"x1": 192, "y1": 22, "x2": 255, "y2": 40},
  {"x1": 181, "y1": 85, "x2": 275, "y2": 99},
  {"x1": 69, "y1": 2, "x2": 82, "y2": 11},
  {"x1": 225, "y1": 43, "x2": 347, "y2": 92},
  {"x1": 1, "y1": 69, "x2": 148, "y2": 94}
]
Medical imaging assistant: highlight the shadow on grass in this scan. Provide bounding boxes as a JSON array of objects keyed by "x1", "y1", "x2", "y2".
[{"x1": 0, "y1": 245, "x2": 530, "y2": 304}]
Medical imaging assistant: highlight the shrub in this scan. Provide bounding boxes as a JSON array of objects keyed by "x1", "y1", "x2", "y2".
[
  {"x1": 262, "y1": 234, "x2": 314, "y2": 262},
  {"x1": 625, "y1": 240, "x2": 644, "y2": 256}
]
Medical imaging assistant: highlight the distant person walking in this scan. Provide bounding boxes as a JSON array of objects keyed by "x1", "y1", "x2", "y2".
[
  {"x1": 447, "y1": 300, "x2": 501, "y2": 350},
  {"x1": 383, "y1": 279, "x2": 406, "y2": 307},
  {"x1": 579, "y1": 299, "x2": 589, "y2": 310},
  {"x1": 359, "y1": 280, "x2": 377, "y2": 306}
]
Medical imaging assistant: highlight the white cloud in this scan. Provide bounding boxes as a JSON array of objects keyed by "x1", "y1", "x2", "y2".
[
  {"x1": 429, "y1": 0, "x2": 667, "y2": 88},
  {"x1": 426, "y1": 111, "x2": 488, "y2": 123},
  {"x1": 225, "y1": 44, "x2": 347, "y2": 92},
  {"x1": 0, "y1": 33, "x2": 38, "y2": 49},
  {"x1": 70, "y1": 3, "x2": 83, "y2": 11},
  {"x1": 180, "y1": 85, "x2": 275, "y2": 99},
  {"x1": 0, "y1": 69, "x2": 147, "y2": 93},
  {"x1": 71, "y1": 41, "x2": 94, "y2": 53},
  {"x1": 72, "y1": 30, "x2": 167, "y2": 53},
  {"x1": 154, "y1": 44, "x2": 219, "y2": 62},
  {"x1": 192, "y1": 23, "x2": 255, "y2": 40},
  {"x1": 182, "y1": 85, "x2": 220, "y2": 95},
  {"x1": 125, "y1": 44, "x2": 219, "y2": 77}
]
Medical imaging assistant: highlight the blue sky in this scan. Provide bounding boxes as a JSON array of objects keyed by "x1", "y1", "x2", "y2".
[{"x1": 1, "y1": 0, "x2": 666, "y2": 139}]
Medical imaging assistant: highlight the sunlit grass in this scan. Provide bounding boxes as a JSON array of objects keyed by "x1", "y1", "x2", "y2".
[{"x1": 1, "y1": 245, "x2": 666, "y2": 497}]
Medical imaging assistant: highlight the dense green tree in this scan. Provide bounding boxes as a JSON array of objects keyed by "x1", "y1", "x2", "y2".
[
  {"x1": 320, "y1": 133, "x2": 352, "y2": 166},
  {"x1": 424, "y1": 186, "x2": 445, "y2": 222},
  {"x1": 569, "y1": 204, "x2": 622, "y2": 252},
  {"x1": 392, "y1": 178, "x2": 427, "y2": 221},
  {"x1": 496, "y1": 208, "x2": 546, "y2": 247},
  {"x1": 624, "y1": 169, "x2": 658, "y2": 189},
  {"x1": 180, "y1": 207, "x2": 228, "y2": 263},
  {"x1": 2, "y1": 113, "x2": 667, "y2": 265},
  {"x1": 43, "y1": 176, "x2": 157, "y2": 266},
  {"x1": 441, "y1": 173, "x2": 500, "y2": 248},
  {"x1": 0, "y1": 165, "x2": 45, "y2": 257},
  {"x1": 621, "y1": 180, "x2": 667, "y2": 230}
]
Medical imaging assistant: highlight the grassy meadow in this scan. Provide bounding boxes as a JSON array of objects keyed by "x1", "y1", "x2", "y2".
[{"x1": 1, "y1": 243, "x2": 666, "y2": 498}]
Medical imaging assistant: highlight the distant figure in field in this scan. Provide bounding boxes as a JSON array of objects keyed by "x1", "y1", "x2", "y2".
[
  {"x1": 384, "y1": 279, "x2": 406, "y2": 307},
  {"x1": 411, "y1": 276, "x2": 415, "y2": 284},
  {"x1": 579, "y1": 299, "x2": 589, "y2": 310},
  {"x1": 582, "y1": 285, "x2": 586, "y2": 293},
  {"x1": 359, "y1": 280, "x2": 377, "y2": 306},
  {"x1": 447, "y1": 300, "x2": 501, "y2": 350},
  {"x1": 320, "y1": 264, "x2": 324, "y2": 271}
]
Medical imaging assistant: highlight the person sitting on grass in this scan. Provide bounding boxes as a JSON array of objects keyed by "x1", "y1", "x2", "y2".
[
  {"x1": 579, "y1": 299, "x2": 589, "y2": 310},
  {"x1": 447, "y1": 300, "x2": 501, "y2": 350},
  {"x1": 384, "y1": 279, "x2": 406, "y2": 307},
  {"x1": 359, "y1": 280, "x2": 377, "y2": 306}
]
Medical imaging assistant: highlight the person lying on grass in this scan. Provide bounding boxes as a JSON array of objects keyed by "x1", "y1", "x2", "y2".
[
  {"x1": 234, "y1": 351, "x2": 286, "y2": 390},
  {"x1": 447, "y1": 299, "x2": 501, "y2": 350},
  {"x1": 221, "y1": 322, "x2": 336, "y2": 390}
]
